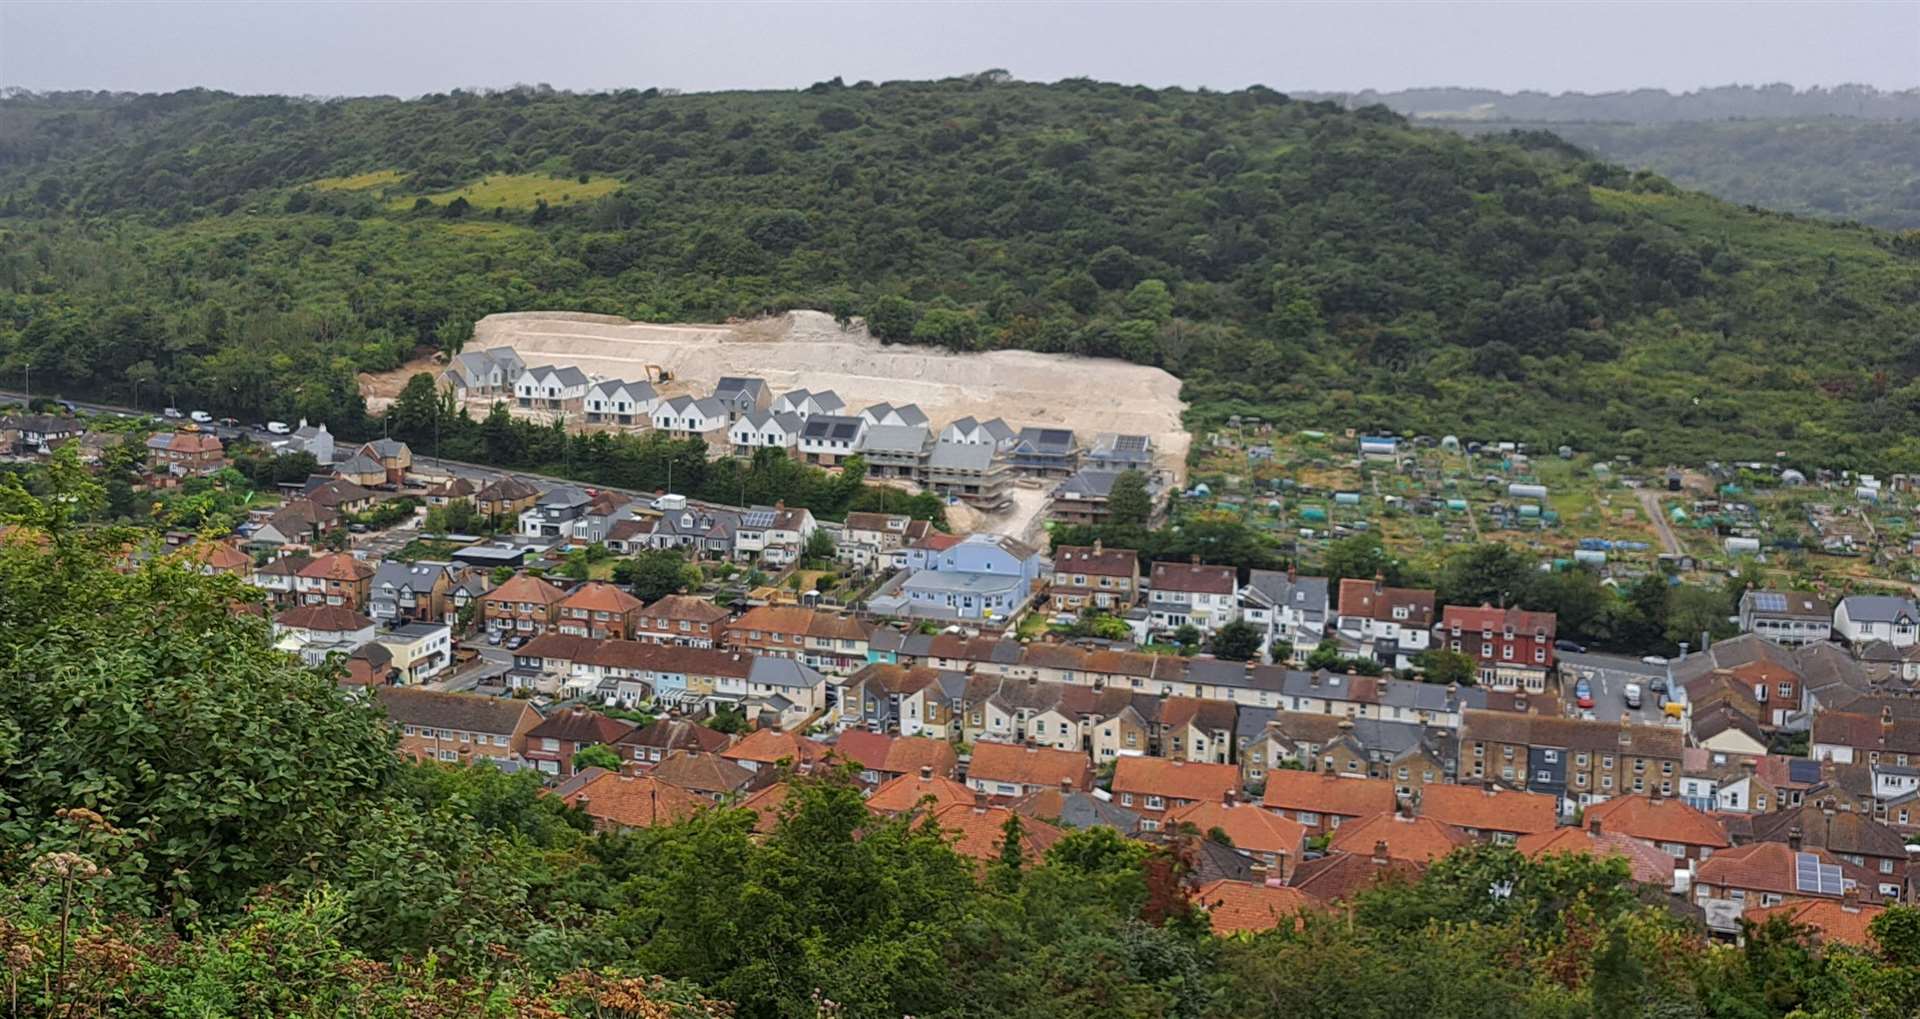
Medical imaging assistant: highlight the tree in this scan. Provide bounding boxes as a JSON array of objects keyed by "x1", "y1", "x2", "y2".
[
  {"x1": 1322, "y1": 533, "x2": 1409, "y2": 586},
  {"x1": 1171, "y1": 623, "x2": 1201, "y2": 650},
  {"x1": 1207, "y1": 619, "x2": 1263, "y2": 661},
  {"x1": 1106, "y1": 469, "x2": 1152, "y2": 526},
  {"x1": 612, "y1": 548, "x2": 700, "y2": 602},
  {"x1": 804, "y1": 527, "x2": 837, "y2": 563},
  {"x1": 572, "y1": 744, "x2": 622, "y2": 772},
  {"x1": 865, "y1": 295, "x2": 920, "y2": 341},
  {"x1": 1415, "y1": 648, "x2": 1479, "y2": 686},
  {"x1": 1437, "y1": 543, "x2": 1535, "y2": 609}
]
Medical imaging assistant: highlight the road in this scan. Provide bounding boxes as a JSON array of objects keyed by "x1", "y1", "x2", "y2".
[{"x1": 1636, "y1": 488, "x2": 1682, "y2": 556}]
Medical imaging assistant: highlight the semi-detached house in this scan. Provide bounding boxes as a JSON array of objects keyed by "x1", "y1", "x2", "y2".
[{"x1": 1148, "y1": 560, "x2": 1238, "y2": 635}]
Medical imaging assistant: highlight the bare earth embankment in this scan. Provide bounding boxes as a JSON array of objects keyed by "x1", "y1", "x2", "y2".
[{"x1": 363, "y1": 310, "x2": 1189, "y2": 541}]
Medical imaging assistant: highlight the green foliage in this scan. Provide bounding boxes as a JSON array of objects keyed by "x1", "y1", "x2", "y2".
[
  {"x1": 1207, "y1": 619, "x2": 1264, "y2": 661},
  {"x1": 1415, "y1": 647, "x2": 1480, "y2": 685},
  {"x1": 3, "y1": 82, "x2": 1919, "y2": 468},
  {"x1": 1106, "y1": 469, "x2": 1153, "y2": 527},
  {"x1": 612, "y1": 547, "x2": 702, "y2": 602},
  {"x1": 572, "y1": 743, "x2": 622, "y2": 772}
]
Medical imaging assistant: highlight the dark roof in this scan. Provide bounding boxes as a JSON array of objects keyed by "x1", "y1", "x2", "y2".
[
  {"x1": 374, "y1": 687, "x2": 534, "y2": 735},
  {"x1": 526, "y1": 707, "x2": 635, "y2": 745},
  {"x1": 801, "y1": 415, "x2": 863, "y2": 441}
]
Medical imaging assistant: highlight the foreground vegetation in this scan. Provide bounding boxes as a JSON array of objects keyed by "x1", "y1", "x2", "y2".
[{"x1": 2, "y1": 80, "x2": 1919, "y2": 470}]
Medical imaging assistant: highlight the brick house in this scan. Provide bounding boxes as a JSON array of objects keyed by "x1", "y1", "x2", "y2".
[
  {"x1": 479, "y1": 573, "x2": 568, "y2": 638},
  {"x1": 145, "y1": 430, "x2": 227, "y2": 476},
  {"x1": 524, "y1": 706, "x2": 635, "y2": 777},
  {"x1": 965, "y1": 741, "x2": 1092, "y2": 798},
  {"x1": 1259, "y1": 771, "x2": 1399, "y2": 837},
  {"x1": 1434, "y1": 604, "x2": 1557, "y2": 691},
  {"x1": 635, "y1": 594, "x2": 730, "y2": 647},
  {"x1": 1111, "y1": 757, "x2": 1241, "y2": 831},
  {"x1": 374, "y1": 687, "x2": 541, "y2": 765},
  {"x1": 1049, "y1": 542, "x2": 1142, "y2": 613},
  {"x1": 1583, "y1": 793, "x2": 1731, "y2": 870},
  {"x1": 1413, "y1": 783, "x2": 1558, "y2": 843},
  {"x1": 1147, "y1": 560, "x2": 1239, "y2": 636},
  {"x1": 556, "y1": 581, "x2": 645, "y2": 640},
  {"x1": 293, "y1": 553, "x2": 376, "y2": 611},
  {"x1": 1459, "y1": 711, "x2": 1686, "y2": 810}
]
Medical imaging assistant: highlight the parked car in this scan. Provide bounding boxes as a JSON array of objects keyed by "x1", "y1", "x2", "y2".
[
  {"x1": 217, "y1": 417, "x2": 239, "y2": 427},
  {"x1": 486, "y1": 630, "x2": 504, "y2": 646},
  {"x1": 1649, "y1": 676, "x2": 1668, "y2": 695},
  {"x1": 1575, "y1": 678, "x2": 1595, "y2": 709},
  {"x1": 1640, "y1": 655, "x2": 1669, "y2": 666},
  {"x1": 1623, "y1": 683, "x2": 1644, "y2": 709},
  {"x1": 163, "y1": 407, "x2": 183, "y2": 419},
  {"x1": 265, "y1": 421, "x2": 291, "y2": 435},
  {"x1": 189, "y1": 410, "x2": 213, "y2": 424},
  {"x1": 56, "y1": 400, "x2": 77, "y2": 414},
  {"x1": 505, "y1": 635, "x2": 527, "y2": 650},
  {"x1": 1554, "y1": 639, "x2": 1587, "y2": 654}
]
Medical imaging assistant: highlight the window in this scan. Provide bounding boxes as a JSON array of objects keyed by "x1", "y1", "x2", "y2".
[
  {"x1": 1542, "y1": 750, "x2": 1559, "y2": 763},
  {"x1": 1299, "y1": 811, "x2": 1320, "y2": 826},
  {"x1": 1120, "y1": 793, "x2": 1134, "y2": 806},
  {"x1": 1146, "y1": 795, "x2": 1165, "y2": 810},
  {"x1": 1535, "y1": 770, "x2": 1552, "y2": 783}
]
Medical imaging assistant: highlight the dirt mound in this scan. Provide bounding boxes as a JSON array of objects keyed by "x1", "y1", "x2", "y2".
[{"x1": 459, "y1": 310, "x2": 1191, "y2": 474}]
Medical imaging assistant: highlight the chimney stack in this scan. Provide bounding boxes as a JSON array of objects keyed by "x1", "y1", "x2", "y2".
[
  {"x1": 1842, "y1": 886, "x2": 1861, "y2": 911},
  {"x1": 920, "y1": 764, "x2": 933, "y2": 780},
  {"x1": 1373, "y1": 573, "x2": 1385, "y2": 596},
  {"x1": 1589, "y1": 818, "x2": 1602, "y2": 836},
  {"x1": 1223, "y1": 787, "x2": 1237, "y2": 806},
  {"x1": 1371, "y1": 839, "x2": 1391, "y2": 865},
  {"x1": 1093, "y1": 539, "x2": 1103, "y2": 555},
  {"x1": 1060, "y1": 776, "x2": 1074, "y2": 793},
  {"x1": 1788, "y1": 825, "x2": 1803, "y2": 852}
]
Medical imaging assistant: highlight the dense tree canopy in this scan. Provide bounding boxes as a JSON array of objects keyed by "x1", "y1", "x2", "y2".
[{"x1": 0, "y1": 79, "x2": 1917, "y2": 468}]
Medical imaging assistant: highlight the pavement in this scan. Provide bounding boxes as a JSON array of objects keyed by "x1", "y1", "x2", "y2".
[{"x1": 1557, "y1": 651, "x2": 1676, "y2": 724}]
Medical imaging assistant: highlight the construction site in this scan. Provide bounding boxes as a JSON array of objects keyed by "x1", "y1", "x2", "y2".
[{"x1": 360, "y1": 309, "x2": 1191, "y2": 544}]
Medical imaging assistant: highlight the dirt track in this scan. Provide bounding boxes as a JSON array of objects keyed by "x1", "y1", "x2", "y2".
[{"x1": 447, "y1": 310, "x2": 1191, "y2": 477}]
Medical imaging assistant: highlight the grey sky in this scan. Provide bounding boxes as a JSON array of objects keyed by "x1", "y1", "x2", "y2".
[{"x1": 2, "y1": 1, "x2": 1915, "y2": 97}]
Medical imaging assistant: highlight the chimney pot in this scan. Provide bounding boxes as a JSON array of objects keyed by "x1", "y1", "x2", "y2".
[
  {"x1": 1371, "y1": 839, "x2": 1391, "y2": 864},
  {"x1": 1589, "y1": 818, "x2": 1602, "y2": 836},
  {"x1": 1092, "y1": 539, "x2": 1103, "y2": 554},
  {"x1": 1060, "y1": 776, "x2": 1073, "y2": 793},
  {"x1": 1788, "y1": 826, "x2": 1803, "y2": 851},
  {"x1": 919, "y1": 764, "x2": 932, "y2": 780}
]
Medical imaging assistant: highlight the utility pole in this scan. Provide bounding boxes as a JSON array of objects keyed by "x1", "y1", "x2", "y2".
[{"x1": 21, "y1": 362, "x2": 29, "y2": 406}]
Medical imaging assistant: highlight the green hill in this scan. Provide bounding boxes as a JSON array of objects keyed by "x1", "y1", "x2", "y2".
[{"x1": 2, "y1": 79, "x2": 1919, "y2": 467}]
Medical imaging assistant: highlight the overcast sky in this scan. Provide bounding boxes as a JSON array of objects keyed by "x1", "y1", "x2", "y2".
[{"x1": 2, "y1": 1, "x2": 1915, "y2": 97}]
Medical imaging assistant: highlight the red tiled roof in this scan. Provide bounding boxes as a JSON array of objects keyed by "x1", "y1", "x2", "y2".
[
  {"x1": 480, "y1": 573, "x2": 567, "y2": 606},
  {"x1": 558, "y1": 581, "x2": 644, "y2": 614},
  {"x1": 1149, "y1": 561, "x2": 1236, "y2": 595},
  {"x1": 650, "y1": 750, "x2": 754, "y2": 796},
  {"x1": 1260, "y1": 771, "x2": 1399, "y2": 819},
  {"x1": 1336, "y1": 578, "x2": 1436, "y2": 627},
  {"x1": 1053, "y1": 544, "x2": 1138, "y2": 577},
  {"x1": 1417, "y1": 785, "x2": 1558, "y2": 836},
  {"x1": 1744, "y1": 897, "x2": 1885, "y2": 948},
  {"x1": 1327, "y1": 812, "x2": 1471, "y2": 863},
  {"x1": 1166, "y1": 801, "x2": 1307, "y2": 858},
  {"x1": 967, "y1": 742, "x2": 1092, "y2": 791},
  {"x1": 831, "y1": 731, "x2": 959, "y2": 779},
  {"x1": 926, "y1": 803, "x2": 1063, "y2": 864},
  {"x1": 1583, "y1": 795, "x2": 1730, "y2": 849},
  {"x1": 640, "y1": 594, "x2": 730, "y2": 625},
  {"x1": 561, "y1": 770, "x2": 705, "y2": 830},
  {"x1": 1696, "y1": 842, "x2": 1872, "y2": 900},
  {"x1": 177, "y1": 540, "x2": 250, "y2": 571},
  {"x1": 1195, "y1": 879, "x2": 1318, "y2": 935},
  {"x1": 1514, "y1": 827, "x2": 1675, "y2": 885},
  {"x1": 272, "y1": 605, "x2": 375, "y2": 632},
  {"x1": 1440, "y1": 604, "x2": 1556, "y2": 637},
  {"x1": 735, "y1": 782, "x2": 793, "y2": 835},
  {"x1": 866, "y1": 771, "x2": 975, "y2": 814},
  {"x1": 720, "y1": 727, "x2": 829, "y2": 767},
  {"x1": 295, "y1": 552, "x2": 376, "y2": 582},
  {"x1": 1111, "y1": 757, "x2": 1240, "y2": 803},
  {"x1": 1287, "y1": 851, "x2": 1425, "y2": 902}
]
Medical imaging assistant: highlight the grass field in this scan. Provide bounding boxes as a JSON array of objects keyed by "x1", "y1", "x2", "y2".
[
  {"x1": 388, "y1": 174, "x2": 623, "y2": 212},
  {"x1": 308, "y1": 169, "x2": 405, "y2": 191}
]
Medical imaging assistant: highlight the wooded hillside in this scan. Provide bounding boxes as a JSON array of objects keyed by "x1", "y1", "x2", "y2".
[{"x1": 3, "y1": 78, "x2": 1919, "y2": 467}]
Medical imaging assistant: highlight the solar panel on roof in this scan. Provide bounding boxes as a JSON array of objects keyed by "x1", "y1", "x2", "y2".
[
  {"x1": 1753, "y1": 592, "x2": 1788, "y2": 613},
  {"x1": 1788, "y1": 759, "x2": 1822, "y2": 783},
  {"x1": 1793, "y1": 852, "x2": 1843, "y2": 895},
  {"x1": 1115, "y1": 435, "x2": 1149, "y2": 452}
]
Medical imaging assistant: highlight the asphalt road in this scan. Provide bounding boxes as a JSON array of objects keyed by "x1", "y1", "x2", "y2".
[{"x1": 1558, "y1": 651, "x2": 1675, "y2": 724}]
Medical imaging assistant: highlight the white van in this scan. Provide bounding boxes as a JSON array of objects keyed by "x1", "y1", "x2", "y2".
[
  {"x1": 265, "y1": 421, "x2": 291, "y2": 435},
  {"x1": 1623, "y1": 683, "x2": 1643, "y2": 709}
]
